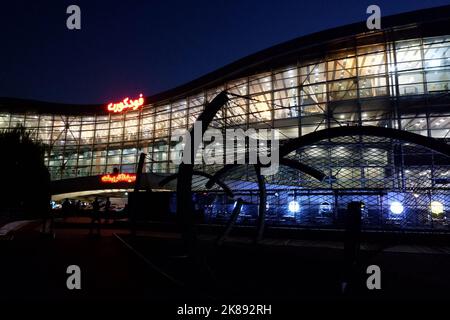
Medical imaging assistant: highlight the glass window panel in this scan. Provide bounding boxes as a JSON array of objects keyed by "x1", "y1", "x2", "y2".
[
  {"x1": 124, "y1": 125, "x2": 139, "y2": 141},
  {"x1": 125, "y1": 116, "x2": 139, "y2": 127},
  {"x1": 328, "y1": 80, "x2": 358, "y2": 101},
  {"x1": 125, "y1": 110, "x2": 140, "y2": 121},
  {"x1": 10, "y1": 115, "x2": 25, "y2": 127},
  {"x1": 95, "y1": 115, "x2": 109, "y2": 138},
  {"x1": 154, "y1": 128, "x2": 169, "y2": 138},
  {"x1": 249, "y1": 93, "x2": 271, "y2": 114},
  {"x1": 249, "y1": 73, "x2": 271, "y2": 94},
  {"x1": 0, "y1": 114, "x2": 10, "y2": 128},
  {"x1": 77, "y1": 151, "x2": 92, "y2": 166},
  {"x1": 188, "y1": 105, "x2": 203, "y2": 125},
  {"x1": 274, "y1": 89, "x2": 298, "y2": 119},
  {"x1": 141, "y1": 114, "x2": 154, "y2": 140},
  {"x1": 189, "y1": 93, "x2": 205, "y2": 107},
  {"x1": 142, "y1": 106, "x2": 154, "y2": 116},
  {"x1": 274, "y1": 67, "x2": 298, "y2": 90},
  {"x1": 122, "y1": 148, "x2": 136, "y2": 155},
  {"x1": 227, "y1": 97, "x2": 247, "y2": 118},
  {"x1": 153, "y1": 142, "x2": 169, "y2": 162},
  {"x1": 423, "y1": 36, "x2": 450, "y2": 70},
  {"x1": 359, "y1": 76, "x2": 388, "y2": 97},
  {"x1": 171, "y1": 107, "x2": 187, "y2": 128},
  {"x1": 38, "y1": 127, "x2": 53, "y2": 142},
  {"x1": 401, "y1": 116, "x2": 428, "y2": 136},
  {"x1": 327, "y1": 57, "x2": 357, "y2": 80},
  {"x1": 300, "y1": 62, "x2": 326, "y2": 84},
  {"x1": 301, "y1": 123, "x2": 326, "y2": 135},
  {"x1": 227, "y1": 78, "x2": 248, "y2": 95},
  {"x1": 51, "y1": 125, "x2": 66, "y2": 145},
  {"x1": 155, "y1": 118, "x2": 169, "y2": 130},
  {"x1": 274, "y1": 107, "x2": 298, "y2": 119},
  {"x1": 226, "y1": 116, "x2": 247, "y2": 126},
  {"x1": 300, "y1": 84, "x2": 327, "y2": 105},
  {"x1": 301, "y1": 103, "x2": 326, "y2": 116},
  {"x1": 398, "y1": 72, "x2": 424, "y2": 95},
  {"x1": 172, "y1": 99, "x2": 187, "y2": 111},
  {"x1": 207, "y1": 86, "x2": 224, "y2": 103},
  {"x1": 95, "y1": 129, "x2": 109, "y2": 143},
  {"x1": 274, "y1": 88, "x2": 297, "y2": 107},
  {"x1": 25, "y1": 114, "x2": 39, "y2": 127},
  {"x1": 426, "y1": 70, "x2": 450, "y2": 92},
  {"x1": 395, "y1": 39, "x2": 423, "y2": 71},
  {"x1": 66, "y1": 125, "x2": 80, "y2": 145},
  {"x1": 277, "y1": 126, "x2": 299, "y2": 139},
  {"x1": 358, "y1": 52, "x2": 386, "y2": 76},
  {"x1": 122, "y1": 154, "x2": 137, "y2": 164},
  {"x1": 107, "y1": 149, "x2": 121, "y2": 156},
  {"x1": 430, "y1": 117, "x2": 450, "y2": 138},
  {"x1": 109, "y1": 114, "x2": 123, "y2": 142},
  {"x1": 39, "y1": 115, "x2": 53, "y2": 127},
  {"x1": 65, "y1": 152, "x2": 78, "y2": 166}
]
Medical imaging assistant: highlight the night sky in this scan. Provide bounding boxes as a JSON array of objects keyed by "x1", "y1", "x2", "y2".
[{"x1": 0, "y1": 0, "x2": 449, "y2": 104}]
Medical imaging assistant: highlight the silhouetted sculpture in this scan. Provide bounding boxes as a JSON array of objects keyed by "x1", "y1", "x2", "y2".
[{"x1": 342, "y1": 201, "x2": 363, "y2": 294}]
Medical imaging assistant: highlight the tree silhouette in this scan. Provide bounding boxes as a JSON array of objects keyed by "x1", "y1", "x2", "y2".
[{"x1": 0, "y1": 125, "x2": 50, "y2": 221}]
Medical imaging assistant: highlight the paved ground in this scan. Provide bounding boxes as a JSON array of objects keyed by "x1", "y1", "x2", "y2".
[{"x1": 2, "y1": 222, "x2": 450, "y2": 312}]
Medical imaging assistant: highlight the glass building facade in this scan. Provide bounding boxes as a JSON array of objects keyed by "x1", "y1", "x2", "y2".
[
  {"x1": 0, "y1": 7, "x2": 449, "y2": 229},
  {"x1": 1, "y1": 35, "x2": 449, "y2": 179}
]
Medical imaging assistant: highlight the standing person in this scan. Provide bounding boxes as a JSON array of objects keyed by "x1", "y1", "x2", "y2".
[
  {"x1": 89, "y1": 197, "x2": 101, "y2": 236},
  {"x1": 62, "y1": 198, "x2": 70, "y2": 217},
  {"x1": 104, "y1": 197, "x2": 111, "y2": 224},
  {"x1": 75, "y1": 200, "x2": 81, "y2": 216}
]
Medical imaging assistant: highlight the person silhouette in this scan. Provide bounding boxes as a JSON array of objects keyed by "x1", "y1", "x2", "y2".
[
  {"x1": 62, "y1": 198, "x2": 70, "y2": 217},
  {"x1": 89, "y1": 197, "x2": 101, "y2": 236},
  {"x1": 104, "y1": 197, "x2": 111, "y2": 224}
]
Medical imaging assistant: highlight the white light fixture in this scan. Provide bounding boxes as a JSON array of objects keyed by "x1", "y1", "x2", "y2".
[
  {"x1": 288, "y1": 200, "x2": 300, "y2": 213},
  {"x1": 390, "y1": 201, "x2": 404, "y2": 215},
  {"x1": 431, "y1": 201, "x2": 444, "y2": 215}
]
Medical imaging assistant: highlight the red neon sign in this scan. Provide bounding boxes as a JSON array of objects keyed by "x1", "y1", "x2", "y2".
[
  {"x1": 107, "y1": 94, "x2": 144, "y2": 113},
  {"x1": 101, "y1": 173, "x2": 137, "y2": 183}
]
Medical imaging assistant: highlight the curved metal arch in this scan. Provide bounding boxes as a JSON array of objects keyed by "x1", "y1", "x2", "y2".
[
  {"x1": 203, "y1": 126, "x2": 450, "y2": 189},
  {"x1": 159, "y1": 170, "x2": 235, "y2": 198},
  {"x1": 280, "y1": 158, "x2": 329, "y2": 182},
  {"x1": 201, "y1": 159, "x2": 328, "y2": 244},
  {"x1": 176, "y1": 91, "x2": 229, "y2": 248},
  {"x1": 205, "y1": 158, "x2": 329, "y2": 189},
  {"x1": 279, "y1": 126, "x2": 450, "y2": 159}
]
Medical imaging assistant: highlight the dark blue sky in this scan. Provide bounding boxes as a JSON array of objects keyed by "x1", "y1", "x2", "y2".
[{"x1": 0, "y1": 0, "x2": 449, "y2": 104}]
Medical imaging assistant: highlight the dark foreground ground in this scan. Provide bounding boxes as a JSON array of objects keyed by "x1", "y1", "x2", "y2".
[{"x1": 2, "y1": 221, "x2": 450, "y2": 315}]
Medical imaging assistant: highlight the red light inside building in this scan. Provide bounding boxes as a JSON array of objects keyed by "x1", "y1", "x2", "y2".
[{"x1": 100, "y1": 173, "x2": 137, "y2": 183}]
